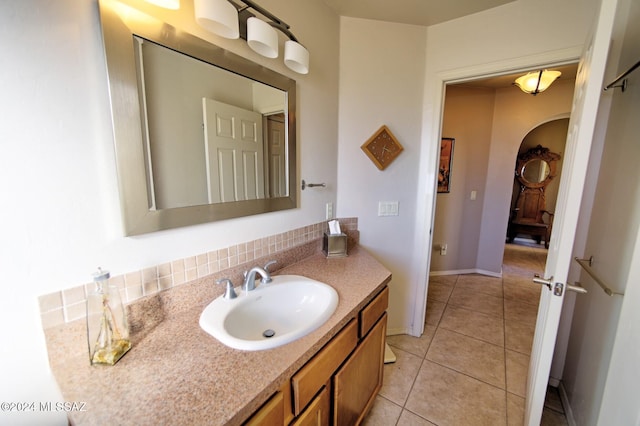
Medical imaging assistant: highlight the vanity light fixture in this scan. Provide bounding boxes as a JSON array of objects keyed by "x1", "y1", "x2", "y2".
[
  {"x1": 514, "y1": 70, "x2": 561, "y2": 95},
  {"x1": 194, "y1": 0, "x2": 240, "y2": 39},
  {"x1": 143, "y1": 0, "x2": 180, "y2": 9},
  {"x1": 194, "y1": 0, "x2": 310, "y2": 74}
]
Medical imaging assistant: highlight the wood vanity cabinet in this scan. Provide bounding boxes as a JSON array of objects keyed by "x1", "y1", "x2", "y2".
[{"x1": 245, "y1": 286, "x2": 389, "y2": 426}]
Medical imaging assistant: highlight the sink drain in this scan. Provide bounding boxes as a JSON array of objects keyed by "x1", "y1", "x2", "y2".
[{"x1": 263, "y1": 329, "x2": 276, "y2": 338}]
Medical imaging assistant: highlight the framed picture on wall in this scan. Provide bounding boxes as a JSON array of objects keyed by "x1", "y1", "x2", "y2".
[{"x1": 438, "y1": 138, "x2": 455, "y2": 193}]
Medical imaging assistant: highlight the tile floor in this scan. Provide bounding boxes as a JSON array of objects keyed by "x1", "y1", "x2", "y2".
[{"x1": 363, "y1": 242, "x2": 569, "y2": 426}]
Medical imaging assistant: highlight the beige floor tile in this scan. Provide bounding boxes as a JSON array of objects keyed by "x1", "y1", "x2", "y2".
[
  {"x1": 503, "y1": 275, "x2": 541, "y2": 305},
  {"x1": 506, "y1": 392, "x2": 525, "y2": 426},
  {"x1": 506, "y1": 349, "x2": 529, "y2": 397},
  {"x1": 504, "y1": 297, "x2": 538, "y2": 326},
  {"x1": 427, "y1": 280, "x2": 454, "y2": 303},
  {"x1": 448, "y1": 287, "x2": 504, "y2": 317},
  {"x1": 541, "y1": 407, "x2": 569, "y2": 426},
  {"x1": 506, "y1": 390, "x2": 568, "y2": 426},
  {"x1": 439, "y1": 305, "x2": 504, "y2": 347},
  {"x1": 502, "y1": 243, "x2": 547, "y2": 276},
  {"x1": 426, "y1": 328, "x2": 505, "y2": 388},
  {"x1": 505, "y1": 319, "x2": 535, "y2": 354},
  {"x1": 544, "y1": 386, "x2": 564, "y2": 413},
  {"x1": 406, "y1": 360, "x2": 507, "y2": 426},
  {"x1": 456, "y1": 274, "x2": 504, "y2": 298},
  {"x1": 428, "y1": 274, "x2": 458, "y2": 286},
  {"x1": 425, "y1": 300, "x2": 446, "y2": 326},
  {"x1": 362, "y1": 395, "x2": 402, "y2": 426},
  {"x1": 400, "y1": 243, "x2": 567, "y2": 425},
  {"x1": 379, "y1": 347, "x2": 423, "y2": 406},
  {"x1": 387, "y1": 325, "x2": 436, "y2": 358},
  {"x1": 398, "y1": 409, "x2": 437, "y2": 425}
]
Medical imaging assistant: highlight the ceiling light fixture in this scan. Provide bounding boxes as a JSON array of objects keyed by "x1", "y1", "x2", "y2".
[
  {"x1": 514, "y1": 70, "x2": 561, "y2": 95},
  {"x1": 194, "y1": 0, "x2": 310, "y2": 74}
]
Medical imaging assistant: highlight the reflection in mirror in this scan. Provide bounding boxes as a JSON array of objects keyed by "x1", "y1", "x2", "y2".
[
  {"x1": 99, "y1": 0, "x2": 297, "y2": 235},
  {"x1": 136, "y1": 38, "x2": 287, "y2": 210},
  {"x1": 521, "y1": 159, "x2": 550, "y2": 184}
]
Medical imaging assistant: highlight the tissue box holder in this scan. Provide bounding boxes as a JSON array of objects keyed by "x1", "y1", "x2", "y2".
[{"x1": 323, "y1": 232, "x2": 347, "y2": 258}]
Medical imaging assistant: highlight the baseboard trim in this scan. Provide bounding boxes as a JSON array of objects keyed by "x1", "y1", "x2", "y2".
[
  {"x1": 429, "y1": 268, "x2": 503, "y2": 278},
  {"x1": 558, "y1": 381, "x2": 577, "y2": 426},
  {"x1": 386, "y1": 327, "x2": 410, "y2": 336}
]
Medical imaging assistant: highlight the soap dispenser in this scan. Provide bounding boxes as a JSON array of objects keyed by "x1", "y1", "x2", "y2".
[{"x1": 86, "y1": 267, "x2": 131, "y2": 365}]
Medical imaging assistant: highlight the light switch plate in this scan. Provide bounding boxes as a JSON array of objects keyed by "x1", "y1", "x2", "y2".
[
  {"x1": 378, "y1": 201, "x2": 399, "y2": 216},
  {"x1": 326, "y1": 202, "x2": 334, "y2": 220}
]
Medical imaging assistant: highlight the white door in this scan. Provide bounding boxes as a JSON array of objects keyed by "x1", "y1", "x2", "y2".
[
  {"x1": 202, "y1": 98, "x2": 265, "y2": 203},
  {"x1": 266, "y1": 114, "x2": 287, "y2": 198},
  {"x1": 524, "y1": 0, "x2": 619, "y2": 424}
]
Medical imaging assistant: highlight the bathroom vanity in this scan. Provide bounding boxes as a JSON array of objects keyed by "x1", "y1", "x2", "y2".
[
  {"x1": 247, "y1": 285, "x2": 388, "y2": 425},
  {"x1": 45, "y1": 245, "x2": 391, "y2": 425}
]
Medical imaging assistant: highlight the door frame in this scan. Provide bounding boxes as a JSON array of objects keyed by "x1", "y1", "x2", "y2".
[{"x1": 409, "y1": 46, "x2": 583, "y2": 336}]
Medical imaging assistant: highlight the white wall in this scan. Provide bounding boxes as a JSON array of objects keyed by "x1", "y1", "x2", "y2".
[
  {"x1": 0, "y1": 0, "x2": 339, "y2": 424},
  {"x1": 336, "y1": 0, "x2": 597, "y2": 335},
  {"x1": 336, "y1": 17, "x2": 427, "y2": 334},
  {"x1": 432, "y1": 86, "x2": 495, "y2": 273}
]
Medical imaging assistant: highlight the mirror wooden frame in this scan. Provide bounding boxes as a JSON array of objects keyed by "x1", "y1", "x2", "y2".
[
  {"x1": 514, "y1": 145, "x2": 560, "y2": 189},
  {"x1": 99, "y1": 0, "x2": 297, "y2": 236}
]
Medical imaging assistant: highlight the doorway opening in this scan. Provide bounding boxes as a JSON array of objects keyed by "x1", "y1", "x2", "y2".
[
  {"x1": 429, "y1": 64, "x2": 577, "y2": 280},
  {"x1": 421, "y1": 65, "x2": 578, "y2": 424}
]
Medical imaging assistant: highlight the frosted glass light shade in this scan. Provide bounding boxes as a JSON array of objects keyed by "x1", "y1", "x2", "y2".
[
  {"x1": 247, "y1": 17, "x2": 278, "y2": 58},
  {"x1": 284, "y1": 40, "x2": 309, "y2": 75},
  {"x1": 194, "y1": 0, "x2": 239, "y2": 39},
  {"x1": 143, "y1": 0, "x2": 180, "y2": 9},
  {"x1": 514, "y1": 70, "x2": 561, "y2": 95}
]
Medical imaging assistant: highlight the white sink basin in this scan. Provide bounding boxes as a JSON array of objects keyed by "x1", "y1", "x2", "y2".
[{"x1": 199, "y1": 275, "x2": 339, "y2": 351}]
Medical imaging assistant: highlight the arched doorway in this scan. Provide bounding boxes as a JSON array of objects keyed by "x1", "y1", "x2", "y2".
[{"x1": 507, "y1": 118, "x2": 569, "y2": 250}]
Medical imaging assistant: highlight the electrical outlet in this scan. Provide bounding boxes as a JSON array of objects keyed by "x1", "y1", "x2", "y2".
[
  {"x1": 326, "y1": 202, "x2": 334, "y2": 220},
  {"x1": 440, "y1": 244, "x2": 447, "y2": 256}
]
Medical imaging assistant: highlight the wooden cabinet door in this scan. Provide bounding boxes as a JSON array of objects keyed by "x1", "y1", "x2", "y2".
[
  {"x1": 291, "y1": 320, "x2": 358, "y2": 415},
  {"x1": 333, "y1": 313, "x2": 387, "y2": 425},
  {"x1": 244, "y1": 391, "x2": 284, "y2": 426},
  {"x1": 291, "y1": 386, "x2": 330, "y2": 426}
]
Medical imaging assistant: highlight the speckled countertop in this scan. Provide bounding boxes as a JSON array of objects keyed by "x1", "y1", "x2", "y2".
[{"x1": 49, "y1": 246, "x2": 391, "y2": 425}]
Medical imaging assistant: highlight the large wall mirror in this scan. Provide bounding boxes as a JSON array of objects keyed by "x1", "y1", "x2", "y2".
[{"x1": 99, "y1": 0, "x2": 297, "y2": 236}]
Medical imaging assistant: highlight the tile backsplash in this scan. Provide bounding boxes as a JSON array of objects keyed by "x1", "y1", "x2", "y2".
[{"x1": 38, "y1": 218, "x2": 357, "y2": 330}]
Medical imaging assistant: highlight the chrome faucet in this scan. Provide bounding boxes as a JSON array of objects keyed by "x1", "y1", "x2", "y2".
[
  {"x1": 216, "y1": 278, "x2": 237, "y2": 300},
  {"x1": 242, "y1": 261, "x2": 276, "y2": 292}
]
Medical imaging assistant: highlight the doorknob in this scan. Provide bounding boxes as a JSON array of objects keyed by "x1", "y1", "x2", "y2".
[
  {"x1": 532, "y1": 276, "x2": 587, "y2": 296},
  {"x1": 532, "y1": 276, "x2": 553, "y2": 290}
]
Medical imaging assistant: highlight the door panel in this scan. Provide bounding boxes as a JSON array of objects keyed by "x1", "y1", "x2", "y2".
[
  {"x1": 524, "y1": 0, "x2": 619, "y2": 424},
  {"x1": 203, "y1": 98, "x2": 265, "y2": 203}
]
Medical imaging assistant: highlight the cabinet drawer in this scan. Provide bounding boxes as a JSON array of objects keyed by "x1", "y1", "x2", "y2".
[
  {"x1": 359, "y1": 286, "x2": 388, "y2": 338},
  {"x1": 291, "y1": 320, "x2": 358, "y2": 415}
]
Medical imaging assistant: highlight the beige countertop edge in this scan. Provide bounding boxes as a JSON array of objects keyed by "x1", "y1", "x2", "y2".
[{"x1": 58, "y1": 246, "x2": 391, "y2": 426}]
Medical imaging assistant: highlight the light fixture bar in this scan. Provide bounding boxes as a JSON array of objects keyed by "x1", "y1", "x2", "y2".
[
  {"x1": 195, "y1": 0, "x2": 309, "y2": 74},
  {"x1": 230, "y1": 0, "x2": 299, "y2": 42}
]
